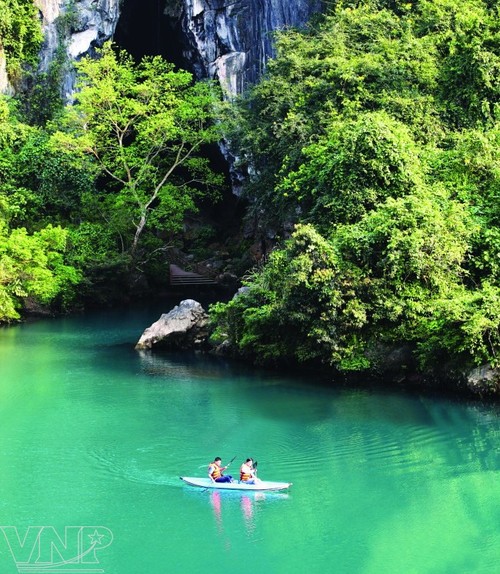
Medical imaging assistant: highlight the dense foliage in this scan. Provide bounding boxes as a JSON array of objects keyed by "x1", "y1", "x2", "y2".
[
  {"x1": 212, "y1": 0, "x2": 500, "y2": 377},
  {"x1": 2, "y1": 0, "x2": 500, "y2": 386},
  {"x1": 0, "y1": 0, "x2": 42, "y2": 83},
  {"x1": 0, "y1": 43, "x2": 223, "y2": 321},
  {"x1": 0, "y1": 98, "x2": 82, "y2": 319},
  {"x1": 53, "y1": 44, "x2": 223, "y2": 259}
]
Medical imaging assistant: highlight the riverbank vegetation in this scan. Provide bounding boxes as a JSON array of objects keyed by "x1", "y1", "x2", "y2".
[
  {"x1": 1, "y1": 42, "x2": 223, "y2": 319},
  {"x1": 1, "y1": 0, "x2": 500, "y2": 390},
  {"x1": 211, "y1": 0, "x2": 500, "y2": 387}
]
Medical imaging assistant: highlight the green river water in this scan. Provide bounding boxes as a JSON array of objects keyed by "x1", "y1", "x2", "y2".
[{"x1": 0, "y1": 303, "x2": 499, "y2": 573}]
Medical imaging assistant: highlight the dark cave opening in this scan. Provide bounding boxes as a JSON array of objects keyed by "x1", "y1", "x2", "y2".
[
  {"x1": 114, "y1": 0, "x2": 188, "y2": 70},
  {"x1": 113, "y1": 0, "x2": 246, "y2": 252}
]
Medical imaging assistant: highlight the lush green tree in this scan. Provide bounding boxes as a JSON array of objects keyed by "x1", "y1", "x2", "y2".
[
  {"x1": 0, "y1": 96, "x2": 94, "y2": 229},
  {"x1": 214, "y1": 0, "x2": 500, "y2": 378},
  {"x1": 212, "y1": 187, "x2": 479, "y2": 372},
  {"x1": 211, "y1": 224, "x2": 355, "y2": 365},
  {"x1": 335, "y1": 185, "x2": 473, "y2": 362},
  {"x1": 228, "y1": 1, "x2": 442, "y2": 228},
  {"x1": 277, "y1": 111, "x2": 423, "y2": 228},
  {"x1": 53, "y1": 43, "x2": 224, "y2": 261},
  {"x1": 425, "y1": 0, "x2": 500, "y2": 127},
  {"x1": 427, "y1": 123, "x2": 500, "y2": 281},
  {"x1": 229, "y1": 0, "x2": 500, "y2": 229},
  {"x1": 0, "y1": 214, "x2": 81, "y2": 322},
  {"x1": 0, "y1": 97, "x2": 84, "y2": 321},
  {"x1": 0, "y1": 98, "x2": 40, "y2": 224}
]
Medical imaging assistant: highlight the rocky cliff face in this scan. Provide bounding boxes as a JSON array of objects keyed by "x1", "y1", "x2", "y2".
[
  {"x1": 2, "y1": 1, "x2": 320, "y2": 97},
  {"x1": 0, "y1": 46, "x2": 11, "y2": 95},
  {"x1": 29, "y1": 0, "x2": 321, "y2": 98},
  {"x1": 34, "y1": 0, "x2": 120, "y2": 98},
  {"x1": 34, "y1": 0, "x2": 62, "y2": 69},
  {"x1": 179, "y1": 0, "x2": 322, "y2": 94}
]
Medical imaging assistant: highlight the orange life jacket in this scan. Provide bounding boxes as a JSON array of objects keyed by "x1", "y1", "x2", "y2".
[
  {"x1": 240, "y1": 464, "x2": 252, "y2": 481},
  {"x1": 209, "y1": 462, "x2": 221, "y2": 479}
]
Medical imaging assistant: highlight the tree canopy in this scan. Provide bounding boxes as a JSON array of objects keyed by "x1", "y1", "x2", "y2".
[
  {"x1": 0, "y1": 43, "x2": 225, "y2": 321},
  {"x1": 0, "y1": 0, "x2": 42, "y2": 83},
  {"x1": 212, "y1": 0, "x2": 500, "y2": 379},
  {"x1": 53, "y1": 43, "x2": 223, "y2": 260}
]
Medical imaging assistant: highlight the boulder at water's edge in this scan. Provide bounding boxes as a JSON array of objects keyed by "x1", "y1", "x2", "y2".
[
  {"x1": 466, "y1": 364, "x2": 500, "y2": 396},
  {"x1": 135, "y1": 299, "x2": 209, "y2": 351}
]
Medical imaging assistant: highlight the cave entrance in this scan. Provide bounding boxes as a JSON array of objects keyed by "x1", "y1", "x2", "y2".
[
  {"x1": 114, "y1": 0, "x2": 188, "y2": 69},
  {"x1": 112, "y1": 0, "x2": 245, "y2": 253}
]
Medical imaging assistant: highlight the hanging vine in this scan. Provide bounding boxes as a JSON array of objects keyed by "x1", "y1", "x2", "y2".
[{"x1": 0, "y1": 0, "x2": 43, "y2": 84}]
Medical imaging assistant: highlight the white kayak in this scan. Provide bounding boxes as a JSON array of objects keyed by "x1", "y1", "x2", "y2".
[{"x1": 180, "y1": 476, "x2": 292, "y2": 491}]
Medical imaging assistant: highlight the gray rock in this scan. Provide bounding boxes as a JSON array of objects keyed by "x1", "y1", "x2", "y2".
[
  {"x1": 0, "y1": 45, "x2": 13, "y2": 95},
  {"x1": 234, "y1": 286, "x2": 250, "y2": 298},
  {"x1": 213, "y1": 339, "x2": 234, "y2": 357},
  {"x1": 19, "y1": 0, "x2": 322, "y2": 100},
  {"x1": 181, "y1": 0, "x2": 322, "y2": 94},
  {"x1": 217, "y1": 271, "x2": 238, "y2": 288},
  {"x1": 135, "y1": 299, "x2": 209, "y2": 351},
  {"x1": 35, "y1": 0, "x2": 120, "y2": 99},
  {"x1": 466, "y1": 364, "x2": 500, "y2": 396}
]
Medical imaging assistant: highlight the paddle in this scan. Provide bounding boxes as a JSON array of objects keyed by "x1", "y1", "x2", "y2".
[
  {"x1": 252, "y1": 460, "x2": 260, "y2": 482},
  {"x1": 223, "y1": 455, "x2": 237, "y2": 479}
]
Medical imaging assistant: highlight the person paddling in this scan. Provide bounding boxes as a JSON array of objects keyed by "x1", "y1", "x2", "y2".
[
  {"x1": 208, "y1": 457, "x2": 233, "y2": 483},
  {"x1": 240, "y1": 458, "x2": 260, "y2": 484}
]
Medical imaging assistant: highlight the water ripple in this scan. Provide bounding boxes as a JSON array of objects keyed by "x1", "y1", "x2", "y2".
[
  {"x1": 88, "y1": 447, "x2": 184, "y2": 487},
  {"x1": 251, "y1": 421, "x2": 476, "y2": 480}
]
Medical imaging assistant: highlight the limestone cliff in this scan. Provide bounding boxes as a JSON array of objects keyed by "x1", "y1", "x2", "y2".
[
  {"x1": 0, "y1": 46, "x2": 11, "y2": 95},
  {"x1": 29, "y1": 0, "x2": 321, "y2": 98},
  {"x1": 179, "y1": 0, "x2": 322, "y2": 94},
  {"x1": 34, "y1": 0, "x2": 120, "y2": 98},
  {"x1": 34, "y1": 0, "x2": 61, "y2": 68}
]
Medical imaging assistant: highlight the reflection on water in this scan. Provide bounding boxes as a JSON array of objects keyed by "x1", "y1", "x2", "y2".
[
  {"x1": 1, "y1": 309, "x2": 500, "y2": 573},
  {"x1": 208, "y1": 489, "x2": 285, "y2": 535},
  {"x1": 241, "y1": 495, "x2": 254, "y2": 529},
  {"x1": 137, "y1": 349, "x2": 248, "y2": 382},
  {"x1": 211, "y1": 491, "x2": 223, "y2": 530},
  {"x1": 209, "y1": 490, "x2": 257, "y2": 533}
]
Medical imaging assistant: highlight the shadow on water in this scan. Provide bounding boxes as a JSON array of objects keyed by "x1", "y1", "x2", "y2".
[
  {"x1": 136, "y1": 349, "x2": 252, "y2": 382},
  {"x1": 89, "y1": 340, "x2": 500, "y2": 439}
]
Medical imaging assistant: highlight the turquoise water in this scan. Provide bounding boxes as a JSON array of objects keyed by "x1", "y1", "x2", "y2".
[{"x1": 0, "y1": 305, "x2": 499, "y2": 573}]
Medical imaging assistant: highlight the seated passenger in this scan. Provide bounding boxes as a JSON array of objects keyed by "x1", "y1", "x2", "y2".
[
  {"x1": 240, "y1": 458, "x2": 260, "y2": 484},
  {"x1": 208, "y1": 457, "x2": 233, "y2": 483}
]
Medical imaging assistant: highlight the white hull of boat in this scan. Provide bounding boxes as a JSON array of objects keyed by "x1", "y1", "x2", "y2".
[{"x1": 180, "y1": 476, "x2": 292, "y2": 491}]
